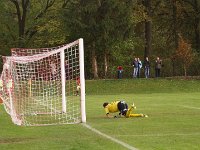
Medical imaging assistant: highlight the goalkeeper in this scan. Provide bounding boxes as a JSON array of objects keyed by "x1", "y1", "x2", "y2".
[{"x1": 103, "y1": 100, "x2": 148, "y2": 118}]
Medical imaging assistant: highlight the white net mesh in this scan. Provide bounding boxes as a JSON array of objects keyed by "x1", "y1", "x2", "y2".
[
  {"x1": 0, "y1": 39, "x2": 85, "y2": 126},
  {"x1": 11, "y1": 44, "x2": 67, "y2": 56}
]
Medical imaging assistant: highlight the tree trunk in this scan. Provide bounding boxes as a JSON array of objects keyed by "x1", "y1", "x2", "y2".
[
  {"x1": 10, "y1": 0, "x2": 55, "y2": 47},
  {"x1": 184, "y1": 64, "x2": 187, "y2": 77},
  {"x1": 11, "y1": 0, "x2": 30, "y2": 47},
  {"x1": 144, "y1": 21, "x2": 152, "y2": 58},
  {"x1": 171, "y1": 59, "x2": 175, "y2": 76},
  {"x1": 104, "y1": 52, "x2": 108, "y2": 78},
  {"x1": 91, "y1": 45, "x2": 99, "y2": 79},
  {"x1": 144, "y1": 0, "x2": 152, "y2": 59},
  {"x1": 172, "y1": 0, "x2": 178, "y2": 48},
  {"x1": 194, "y1": 19, "x2": 200, "y2": 52},
  {"x1": 172, "y1": 0, "x2": 178, "y2": 76}
]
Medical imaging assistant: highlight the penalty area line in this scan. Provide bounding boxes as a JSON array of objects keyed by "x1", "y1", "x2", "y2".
[{"x1": 82, "y1": 123, "x2": 138, "y2": 150}]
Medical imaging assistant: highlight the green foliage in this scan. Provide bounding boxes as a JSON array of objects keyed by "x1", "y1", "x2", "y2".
[
  {"x1": 62, "y1": 0, "x2": 144, "y2": 78},
  {"x1": 0, "y1": 0, "x2": 200, "y2": 77},
  {"x1": 0, "y1": 1, "x2": 18, "y2": 54},
  {"x1": 0, "y1": 0, "x2": 66, "y2": 50}
]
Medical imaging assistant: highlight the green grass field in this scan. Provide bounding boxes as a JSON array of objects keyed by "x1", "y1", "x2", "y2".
[{"x1": 0, "y1": 78, "x2": 200, "y2": 150}]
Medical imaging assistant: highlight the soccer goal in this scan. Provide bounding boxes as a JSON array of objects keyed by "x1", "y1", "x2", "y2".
[{"x1": 0, "y1": 39, "x2": 86, "y2": 126}]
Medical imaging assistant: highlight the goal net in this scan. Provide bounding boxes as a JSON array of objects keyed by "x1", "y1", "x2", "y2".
[{"x1": 0, "y1": 39, "x2": 86, "y2": 126}]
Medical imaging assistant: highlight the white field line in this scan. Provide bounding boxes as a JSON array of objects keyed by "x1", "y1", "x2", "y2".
[
  {"x1": 144, "y1": 104, "x2": 200, "y2": 110},
  {"x1": 82, "y1": 123, "x2": 138, "y2": 150},
  {"x1": 116, "y1": 133, "x2": 200, "y2": 137},
  {"x1": 177, "y1": 105, "x2": 200, "y2": 110}
]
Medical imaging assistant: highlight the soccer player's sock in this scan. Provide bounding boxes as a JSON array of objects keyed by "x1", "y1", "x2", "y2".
[
  {"x1": 125, "y1": 107, "x2": 134, "y2": 117},
  {"x1": 129, "y1": 113, "x2": 144, "y2": 117}
]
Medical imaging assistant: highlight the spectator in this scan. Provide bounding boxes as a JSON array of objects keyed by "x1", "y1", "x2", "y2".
[
  {"x1": 50, "y1": 60, "x2": 57, "y2": 80},
  {"x1": 144, "y1": 57, "x2": 150, "y2": 78},
  {"x1": 76, "y1": 77, "x2": 81, "y2": 96},
  {"x1": 65, "y1": 60, "x2": 70, "y2": 80},
  {"x1": 137, "y1": 58, "x2": 142, "y2": 78},
  {"x1": 155, "y1": 57, "x2": 162, "y2": 77},
  {"x1": 0, "y1": 97, "x2": 2, "y2": 104},
  {"x1": 117, "y1": 66, "x2": 123, "y2": 79},
  {"x1": 132, "y1": 58, "x2": 138, "y2": 78}
]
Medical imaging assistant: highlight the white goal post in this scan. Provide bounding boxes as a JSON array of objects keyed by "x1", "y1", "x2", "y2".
[{"x1": 0, "y1": 39, "x2": 86, "y2": 126}]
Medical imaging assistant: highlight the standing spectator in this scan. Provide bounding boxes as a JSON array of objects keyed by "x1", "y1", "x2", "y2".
[
  {"x1": 50, "y1": 60, "x2": 57, "y2": 80},
  {"x1": 117, "y1": 66, "x2": 123, "y2": 79},
  {"x1": 132, "y1": 58, "x2": 138, "y2": 78},
  {"x1": 137, "y1": 58, "x2": 142, "y2": 78},
  {"x1": 0, "y1": 97, "x2": 2, "y2": 104},
  {"x1": 155, "y1": 57, "x2": 162, "y2": 77},
  {"x1": 65, "y1": 60, "x2": 70, "y2": 80},
  {"x1": 0, "y1": 79, "x2": 3, "y2": 104},
  {"x1": 144, "y1": 57, "x2": 150, "y2": 78},
  {"x1": 76, "y1": 77, "x2": 81, "y2": 96}
]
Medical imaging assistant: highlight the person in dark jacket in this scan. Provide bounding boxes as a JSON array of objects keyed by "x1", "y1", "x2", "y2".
[
  {"x1": 117, "y1": 66, "x2": 123, "y2": 79},
  {"x1": 155, "y1": 57, "x2": 162, "y2": 77},
  {"x1": 144, "y1": 57, "x2": 150, "y2": 78},
  {"x1": 132, "y1": 58, "x2": 138, "y2": 78}
]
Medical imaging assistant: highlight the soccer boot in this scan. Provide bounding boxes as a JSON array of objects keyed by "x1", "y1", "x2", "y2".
[
  {"x1": 131, "y1": 102, "x2": 136, "y2": 109},
  {"x1": 143, "y1": 114, "x2": 148, "y2": 117}
]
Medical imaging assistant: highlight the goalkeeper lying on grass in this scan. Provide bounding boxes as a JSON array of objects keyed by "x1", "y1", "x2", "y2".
[{"x1": 103, "y1": 100, "x2": 148, "y2": 118}]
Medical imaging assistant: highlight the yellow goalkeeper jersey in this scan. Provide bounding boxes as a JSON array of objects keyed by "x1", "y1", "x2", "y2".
[{"x1": 104, "y1": 101, "x2": 120, "y2": 114}]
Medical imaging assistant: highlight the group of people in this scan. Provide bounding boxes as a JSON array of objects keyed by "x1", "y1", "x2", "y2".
[
  {"x1": 132, "y1": 57, "x2": 143, "y2": 78},
  {"x1": 132, "y1": 56, "x2": 162, "y2": 78}
]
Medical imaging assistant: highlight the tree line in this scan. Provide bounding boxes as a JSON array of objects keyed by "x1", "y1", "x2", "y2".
[{"x1": 0, "y1": 0, "x2": 200, "y2": 79}]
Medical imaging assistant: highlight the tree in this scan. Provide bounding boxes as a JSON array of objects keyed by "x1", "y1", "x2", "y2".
[
  {"x1": 175, "y1": 35, "x2": 195, "y2": 76},
  {"x1": 0, "y1": 0, "x2": 65, "y2": 48},
  {"x1": 143, "y1": 0, "x2": 152, "y2": 59},
  {"x1": 180, "y1": 0, "x2": 200, "y2": 52},
  {"x1": 62, "y1": 0, "x2": 138, "y2": 78}
]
